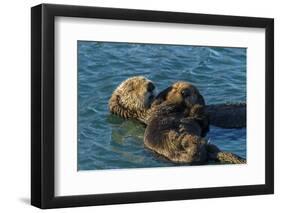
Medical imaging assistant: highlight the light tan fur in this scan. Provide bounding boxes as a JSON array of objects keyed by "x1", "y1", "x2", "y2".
[{"x1": 108, "y1": 76, "x2": 156, "y2": 123}]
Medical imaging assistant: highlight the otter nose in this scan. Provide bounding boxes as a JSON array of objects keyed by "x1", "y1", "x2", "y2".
[{"x1": 147, "y1": 82, "x2": 155, "y2": 92}]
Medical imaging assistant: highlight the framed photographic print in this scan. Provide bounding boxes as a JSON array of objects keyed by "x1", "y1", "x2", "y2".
[{"x1": 31, "y1": 3, "x2": 274, "y2": 209}]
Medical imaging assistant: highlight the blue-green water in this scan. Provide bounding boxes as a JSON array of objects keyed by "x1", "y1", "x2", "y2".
[{"x1": 78, "y1": 41, "x2": 246, "y2": 170}]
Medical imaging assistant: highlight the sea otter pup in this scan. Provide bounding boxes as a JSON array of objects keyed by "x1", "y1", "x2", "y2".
[
  {"x1": 109, "y1": 76, "x2": 246, "y2": 128},
  {"x1": 144, "y1": 81, "x2": 245, "y2": 164}
]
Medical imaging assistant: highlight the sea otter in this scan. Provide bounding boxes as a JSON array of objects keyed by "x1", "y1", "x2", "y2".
[
  {"x1": 109, "y1": 77, "x2": 246, "y2": 164},
  {"x1": 109, "y1": 76, "x2": 246, "y2": 128},
  {"x1": 144, "y1": 82, "x2": 208, "y2": 163},
  {"x1": 144, "y1": 81, "x2": 245, "y2": 164}
]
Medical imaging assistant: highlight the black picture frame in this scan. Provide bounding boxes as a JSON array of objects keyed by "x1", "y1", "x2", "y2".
[{"x1": 31, "y1": 3, "x2": 274, "y2": 209}]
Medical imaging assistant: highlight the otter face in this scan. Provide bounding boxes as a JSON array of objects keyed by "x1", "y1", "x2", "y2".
[
  {"x1": 119, "y1": 76, "x2": 156, "y2": 109},
  {"x1": 169, "y1": 82, "x2": 205, "y2": 107},
  {"x1": 109, "y1": 76, "x2": 156, "y2": 119},
  {"x1": 154, "y1": 81, "x2": 205, "y2": 107}
]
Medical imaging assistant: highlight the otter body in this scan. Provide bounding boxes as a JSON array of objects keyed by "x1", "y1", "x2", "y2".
[
  {"x1": 144, "y1": 82, "x2": 209, "y2": 163},
  {"x1": 144, "y1": 103, "x2": 209, "y2": 163}
]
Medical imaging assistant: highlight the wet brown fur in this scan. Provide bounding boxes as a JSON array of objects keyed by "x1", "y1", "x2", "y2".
[{"x1": 144, "y1": 82, "x2": 209, "y2": 163}]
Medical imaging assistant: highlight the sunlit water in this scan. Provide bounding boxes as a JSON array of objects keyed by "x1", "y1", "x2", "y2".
[{"x1": 78, "y1": 41, "x2": 246, "y2": 170}]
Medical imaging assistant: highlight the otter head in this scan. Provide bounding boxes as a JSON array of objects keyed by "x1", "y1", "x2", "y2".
[
  {"x1": 153, "y1": 81, "x2": 205, "y2": 108},
  {"x1": 109, "y1": 76, "x2": 156, "y2": 120}
]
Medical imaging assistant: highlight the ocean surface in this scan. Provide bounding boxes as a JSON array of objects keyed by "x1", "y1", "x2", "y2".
[{"x1": 78, "y1": 41, "x2": 246, "y2": 170}]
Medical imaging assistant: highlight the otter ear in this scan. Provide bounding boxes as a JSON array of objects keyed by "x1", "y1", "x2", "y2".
[{"x1": 153, "y1": 86, "x2": 173, "y2": 105}]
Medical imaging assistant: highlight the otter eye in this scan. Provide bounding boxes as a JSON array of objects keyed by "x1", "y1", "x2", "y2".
[
  {"x1": 181, "y1": 89, "x2": 191, "y2": 97},
  {"x1": 147, "y1": 82, "x2": 155, "y2": 92}
]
